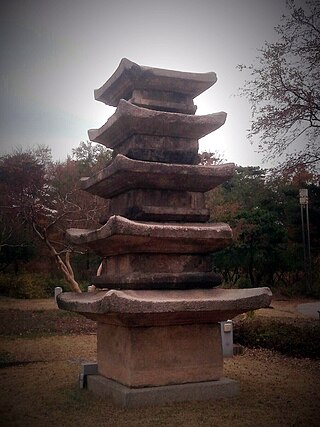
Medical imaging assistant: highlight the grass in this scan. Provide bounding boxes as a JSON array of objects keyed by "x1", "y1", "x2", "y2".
[
  {"x1": 0, "y1": 307, "x2": 96, "y2": 338},
  {"x1": 1, "y1": 347, "x2": 319, "y2": 426}
]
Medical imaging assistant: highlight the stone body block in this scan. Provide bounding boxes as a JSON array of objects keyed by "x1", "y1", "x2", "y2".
[
  {"x1": 112, "y1": 134, "x2": 199, "y2": 164},
  {"x1": 102, "y1": 253, "x2": 213, "y2": 274},
  {"x1": 99, "y1": 189, "x2": 209, "y2": 223},
  {"x1": 129, "y1": 88, "x2": 197, "y2": 114},
  {"x1": 88, "y1": 100, "x2": 226, "y2": 148},
  {"x1": 97, "y1": 323, "x2": 223, "y2": 387},
  {"x1": 81, "y1": 154, "x2": 235, "y2": 199},
  {"x1": 93, "y1": 272, "x2": 222, "y2": 290},
  {"x1": 103, "y1": 205, "x2": 210, "y2": 223},
  {"x1": 93, "y1": 253, "x2": 221, "y2": 290}
]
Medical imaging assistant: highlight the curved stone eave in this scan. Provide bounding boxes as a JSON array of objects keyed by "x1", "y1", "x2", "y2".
[
  {"x1": 88, "y1": 100, "x2": 227, "y2": 148},
  {"x1": 66, "y1": 215, "x2": 233, "y2": 257},
  {"x1": 94, "y1": 58, "x2": 217, "y2": 107},
  {"x1": 80, "y1": 154, "x2": 235, "y2": 198},
  {"x1": 57, "y1": 287, "x2": 272, "y2": 320}
]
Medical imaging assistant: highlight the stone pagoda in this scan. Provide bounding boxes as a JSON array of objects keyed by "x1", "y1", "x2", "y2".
[{"x1": 57, "y1": 58, "x2": 271, "y2": 407}]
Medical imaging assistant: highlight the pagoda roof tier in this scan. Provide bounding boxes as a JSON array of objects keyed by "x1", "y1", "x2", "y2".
[
  {"x1": 57, "y1": 287, "x2": 272, "y2": 326},
  {"x1": 94, "y1": 58, "x2": 217, "y2": 107},
  {"x1": 81, "y1": 154, "x2": 235, "y2": 198},
  {"x1": 66, "y1": 215, "x2": 233, "y2": 257},
  {"x1": 88, "y1": 100, "x2": 226, "y2": 149}
]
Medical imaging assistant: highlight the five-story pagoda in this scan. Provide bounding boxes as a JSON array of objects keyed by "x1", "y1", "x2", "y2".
[{"x1": 57, "y1": 58, "x2": 271, "y2": 407}]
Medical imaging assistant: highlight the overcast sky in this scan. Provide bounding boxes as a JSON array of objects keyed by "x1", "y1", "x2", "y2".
[{"x1": 1, "y1": 0, "x2": 291, "y2": 167}]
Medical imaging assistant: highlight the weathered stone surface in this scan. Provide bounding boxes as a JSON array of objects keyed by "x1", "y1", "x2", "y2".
[
  {"x1": 97, "y1": 323, "x2": 223, "y2": 387},
  {"x1": 129, "y1": 89, "x2": 197, "y2": 114},
  {"x1": 81, "y1": 154, "x2": 235, "y2": 199},
  {"x1": 101, "y1": 253, "x2": 213, "y2": 275},
  {"x1": 94, "y1": 58, "x2": 217, "y2": 111},
  {"x1": 93, "y1": 272, "x2": 222, "y2": 290},
  {"x1": 88, "y1": 100, "x2": 226, "y2": 148},
  {"x1": 93, "y1": 253, "x2": 219, "y2": 289},
  {"x1": 57, "y1": 287, "x2": 272, "y2": 326},
  {"x1": 104, "y1": 205, "x2": 210, "y2": 223},
  {"x1": 58, "y1": 59, "x2": 271, "y2": 402},
  {"x1": 66, "y1": 215, "x2": 233, "y2": 256},
  {"x1": 112, "y1": 134, "x2": 199, "y2": 164},
  {"x1": 99, "y1": 189, "x2": 209, "y2": 223},
  {"x1": 87, "y1": 376, "x2": 239, "y2": 408}
]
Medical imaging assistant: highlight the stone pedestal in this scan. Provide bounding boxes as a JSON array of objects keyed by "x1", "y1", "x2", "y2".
[
  {"x1": 87, "y1": 376, "x2": 239, "y2": 408},
  {"x1": 97, "y1": 323, "x2": 222, "y2": 387},
  {"x1": 58, "y1": 287, "x2": 272, "y2": 405}
]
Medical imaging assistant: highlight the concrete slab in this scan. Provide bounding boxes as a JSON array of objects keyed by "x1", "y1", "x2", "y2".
[
  {"x1": 79, "y1": 362, "x2": 98, "y2": 389},
  {"x1": 297, "y1": 302, "x2": 320, "y2": 319},
  {"x1": 86, "y1": 375, "x2": 239, "y2": 408}
]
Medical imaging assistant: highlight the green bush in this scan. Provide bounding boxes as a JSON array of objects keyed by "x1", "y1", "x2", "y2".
[
  {"x1": 0, "y1": 273, "x2": 67, "y2": 299},
  {"x1": 234, "y1": 318, "x2": 320, "y2": 359}
]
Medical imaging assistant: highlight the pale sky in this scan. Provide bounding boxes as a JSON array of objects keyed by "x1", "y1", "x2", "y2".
[{"x1": 0, "y1": 0, "x2": 290, "y2": 167}]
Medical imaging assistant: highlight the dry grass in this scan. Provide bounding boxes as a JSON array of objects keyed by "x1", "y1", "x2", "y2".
[
  {"x1": 0, "y1": 296, "x2": 319, "y2": 426},
  {"x1": 0, "y1": 296, "x2": 57, "y2": 311}
]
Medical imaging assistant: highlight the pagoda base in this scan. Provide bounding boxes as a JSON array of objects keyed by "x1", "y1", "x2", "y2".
[
  {"x1": 97, "y1": 322, "x2": 223, "y2": 387},
  {"x1": 57, "y1": 287, "x2": 271, "y2": 406},
  {"x1": 87, "y1": 375, "x2": 239, "y2": 408}
]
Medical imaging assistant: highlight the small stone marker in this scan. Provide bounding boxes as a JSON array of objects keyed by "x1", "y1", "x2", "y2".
[{"x1": 54, "y1": 287, "x2": 63, "y2": 302}]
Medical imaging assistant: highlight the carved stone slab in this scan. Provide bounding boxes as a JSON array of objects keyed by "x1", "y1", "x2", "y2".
[
  {"x1": 88, "y1": 100, "x2": 227, "y2": 148},
  {"x1": 94, "y1": 58, "x2": 217, "y2": 112},
  {"x1": 66, "y1": 215, "x2": 233, "y2": 256},
  {"x1": 81, "y1": 154, "x2": 235, "y2": 199}
]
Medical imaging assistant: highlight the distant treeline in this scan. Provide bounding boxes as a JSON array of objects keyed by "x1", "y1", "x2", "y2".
[{"x1": 0, "y1": 143, "x2": 319, "y2": 297}]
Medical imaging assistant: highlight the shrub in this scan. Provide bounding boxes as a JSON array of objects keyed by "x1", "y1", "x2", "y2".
[
  {"x1": 0, "y1": 273, "x2": 68, "y2": 299},
  {"x1": 234, "y1": 318, "x2": 320, "y2": 359}
]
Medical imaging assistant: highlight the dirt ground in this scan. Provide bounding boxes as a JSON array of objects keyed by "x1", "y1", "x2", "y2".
[{"x1": 0, "y1": 295, "x2": 319, "y2": 426}]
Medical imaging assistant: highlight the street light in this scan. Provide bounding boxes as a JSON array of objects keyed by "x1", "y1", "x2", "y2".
[{"x1": 299, "y1": 189, "x2": 311, "y2": 291}]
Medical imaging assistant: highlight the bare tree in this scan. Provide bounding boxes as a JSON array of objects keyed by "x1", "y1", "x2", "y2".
[
  {"x1": 0, "y1": 145, "x2": 108, "y2": 292},
  {"x1": 238, "y1": 0, "x2": 320, "y2": 172}
]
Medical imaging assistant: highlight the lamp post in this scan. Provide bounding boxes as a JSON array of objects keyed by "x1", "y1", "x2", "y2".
[{"x1": 299, "y1": 189, "x2": 311, "y2": 291}]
